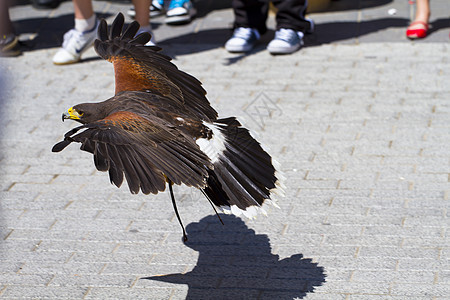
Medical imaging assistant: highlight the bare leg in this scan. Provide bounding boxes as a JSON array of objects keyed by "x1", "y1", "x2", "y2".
[
  {"x1": 0, "y1": 0, "x2": 14, "y2": 36},
  {"x1": 132, "y1": 0, "x2": 155, "y2": 44},
  {"x1": 73, "y1": 0, "x2": 94, "y2": 20},
  {"x1": 132, "y1": 0, "x2": 151, "y2": 27},
  {"x1": 410, "y1": 0, "x2": 430, "y2": 28},
  {"x1": 406, "y1": 0, "x2": 430, "y2": 39}
]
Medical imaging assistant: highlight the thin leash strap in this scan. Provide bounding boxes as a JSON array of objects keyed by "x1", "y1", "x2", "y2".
[{"x1": 168, "y1": 179, "x2": 188, "y2": 242}]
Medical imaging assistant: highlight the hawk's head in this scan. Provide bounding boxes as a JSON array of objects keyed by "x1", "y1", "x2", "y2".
[{"x1": 62, "y1": 103, "x2": 106, "y2": 124}]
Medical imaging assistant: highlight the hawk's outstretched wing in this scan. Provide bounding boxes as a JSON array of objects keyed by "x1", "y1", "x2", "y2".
[
  {"x1": 52, "y1": 110, "x2": 212, "y2": 195},
  {"x1": 94, "y1": 13, "x2": 217, "y2": 121}
]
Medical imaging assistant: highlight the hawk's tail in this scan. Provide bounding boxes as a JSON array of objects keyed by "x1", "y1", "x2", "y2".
[{"x1": 197, "y1": 117, "x2": 285, "y2": 218}]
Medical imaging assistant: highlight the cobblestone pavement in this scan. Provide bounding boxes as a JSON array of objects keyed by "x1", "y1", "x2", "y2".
[{"x1": 1, "y1": 0, "x2": 449, "y2": 299}]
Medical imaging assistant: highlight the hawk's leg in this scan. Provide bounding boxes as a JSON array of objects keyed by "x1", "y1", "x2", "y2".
[{"x1": 168, "y1": 180, "x2": 188, "y2": 242}]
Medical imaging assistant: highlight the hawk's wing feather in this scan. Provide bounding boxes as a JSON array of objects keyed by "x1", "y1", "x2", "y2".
[
  {"x1": 94, "y1": 13, "x2": 217, "y2": 121},
  {"x1": 121, "y1": 19, "x2": 140, "y2": 40}
]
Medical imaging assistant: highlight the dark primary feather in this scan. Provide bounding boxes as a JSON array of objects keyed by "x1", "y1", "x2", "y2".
[
  {"x1": 109, "y1": 12, "x2": 124, "y2": 40},
  {"x1": 121, "y1": 20, "x2": 140, "y2": 40},
  {"x1": 130, "y1": 33, "x2": 153, "y2": 46},
  {"x1": 201, "y1": 118, "x2": 278, "y2": 210},
  {"x1": 97, "y1": 18, "x2": 108, "y2": 42}
]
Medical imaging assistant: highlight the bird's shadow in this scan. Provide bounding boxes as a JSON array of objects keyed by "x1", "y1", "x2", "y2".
[{"x1": 142, "y1": 215, "x2": 326, "y2": 299}]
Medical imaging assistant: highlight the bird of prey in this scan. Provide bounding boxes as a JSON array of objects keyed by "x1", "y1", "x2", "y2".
[{"x1": 52, "y1": 13, "x2": 284, "y2": 241}]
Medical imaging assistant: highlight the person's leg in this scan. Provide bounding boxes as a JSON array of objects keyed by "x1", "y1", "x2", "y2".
[
  {"x1": 406, "y1": 0, "x2": 430, "y2": 39},
  {"x1": 53, "y1": 0, "x2": 98, "y2": 65},
  {"x1": 232, "y1": 0, "x2": 268, "y2": 35},
  {"x1": 132, "y1": 0, "x2": 151, "y2": 28},
  {"x1": 127, "y1": 0, "x2": 164, "y2": 20},
  {"x1": 414, "y1": 0, "x2": 431, "y2": 24},
  {"x1": 73, "y1": 0, "x2": 96, "y2": 33},
  {"x1": 0, "y1": 0, "x2": 14, "y2": 36},
  {"x1": 132, "y1": 0, "x2": 156, "y2": 45},
  {"x1": 73, "y1": 0, "x2": 94, "y2": 20},
  {"x1": 272, "y1": 0, "x2": 311, "y2": 33}
]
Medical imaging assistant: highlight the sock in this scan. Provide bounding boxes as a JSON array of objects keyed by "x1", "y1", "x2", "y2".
[
  {"x1": 75, "y1": 14, "x2": 96, "y2": 33},
  {"x1": 137, "y1": 24, "x2": 152, "y2": 34}
]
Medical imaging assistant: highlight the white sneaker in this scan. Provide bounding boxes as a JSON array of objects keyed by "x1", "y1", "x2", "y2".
[
  {"x1": 225, "y1": 27, "x2": 260, "y2": 53},
  {"x1": 53, "y1": 19, "x2": 99, "y2": 65},
  {"x1": 267, "y1": 28, "x2": 304, "y2": 55}
]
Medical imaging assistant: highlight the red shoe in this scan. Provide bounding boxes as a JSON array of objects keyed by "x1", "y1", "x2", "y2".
[{"x1": 406, "y1": 21, "x2": 429, "y2": 39}]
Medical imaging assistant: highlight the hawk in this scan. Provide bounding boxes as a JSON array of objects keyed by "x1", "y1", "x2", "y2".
[{"x1": 52, "y1": 13, "x2": 284, "y2": 241}]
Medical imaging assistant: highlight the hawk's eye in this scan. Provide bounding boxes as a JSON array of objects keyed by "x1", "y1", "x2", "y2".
[{"x1": 78, "y1": 110, "x2": 84, "y2": 116}]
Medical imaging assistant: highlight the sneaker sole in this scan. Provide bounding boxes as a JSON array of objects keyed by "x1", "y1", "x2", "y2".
[
  {"x1": 151, "y1": 11, "x2": 165, "y2": 17},
  {"x1": 165, "y1": 16, "x2": 191, "y2": 25},
  {"x1": 165, "y1": 8, "x2": 196, "y2": 25},
  {"x1": 225, "y1": 45, "x2": 254, "y2": 53},
  {"x1": 53, "y1": 57, "x2": 81, "y2": 65},
  {"x1": 267, "y1": 44, "x2": 301, "y2": 55},
  {"x1": 165, "y1": 14, "x2": 192, "y2": 25}
]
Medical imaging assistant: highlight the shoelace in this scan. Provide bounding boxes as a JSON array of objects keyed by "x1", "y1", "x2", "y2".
[
  {"x1": 62, "y1": 29, "x2": 81, "y2": 49},
  {"x1": 168, "y1": 0, "x2": 189, "y2": 9},
  {"x1": 233, "y1": 27, "x2": 259, "y2": 40},
  {"x1": 274, "y1": 28, "x2": 303, "y2": 43}
]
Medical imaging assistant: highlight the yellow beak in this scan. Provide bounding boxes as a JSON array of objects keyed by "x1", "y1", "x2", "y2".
[{"x1": 62, "y1": 107, "x2": 82, "y2": 122}]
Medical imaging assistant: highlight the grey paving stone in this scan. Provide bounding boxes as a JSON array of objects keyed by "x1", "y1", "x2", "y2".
[
  {"x1": 0, "y1": 286, "x2": 89, "y2": 299},
  {"x1": 1, "y1": 0, "x2": 449, "y2": 299},
  {"x1": 85, "y1": 286, "x2": 175, "y2": 299},
  {"x1": 390, "y1": 283, "x2": 450, "y2": 297}
]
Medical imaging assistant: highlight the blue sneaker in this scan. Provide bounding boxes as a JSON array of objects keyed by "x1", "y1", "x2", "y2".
[
  {"x1": 267, "y1": 28, "x2": 304, "y2": 55},
  {"x1": 225, "y1": 27, "x2": 260, "y2": 53},
  {"x1": 165, "y1": 0, "x2": 196, "y2": 25}
]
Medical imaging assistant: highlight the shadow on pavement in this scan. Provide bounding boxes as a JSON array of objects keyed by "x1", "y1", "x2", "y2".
[
  {"x1": 143, "y1": 215, "x2": 326, "y2": 299},
  {"x1": 317, "y1": 0, "x2": 393, "y2": 13},
  {"x1": 306, "y1": 17, "x2": 409, "y2": 46},
  {"x1": 427, "y1": 18, "x2": 450, "y2": 36},
  {"x1": 192, "y1": 0, "x2": 231, "y2": 19},
  {"x1": 158, "y1": 17, "x2": 410, "y2": 62},
  {"x1": 12, "y1": 0, "x2": 448, "y2": 61}
]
